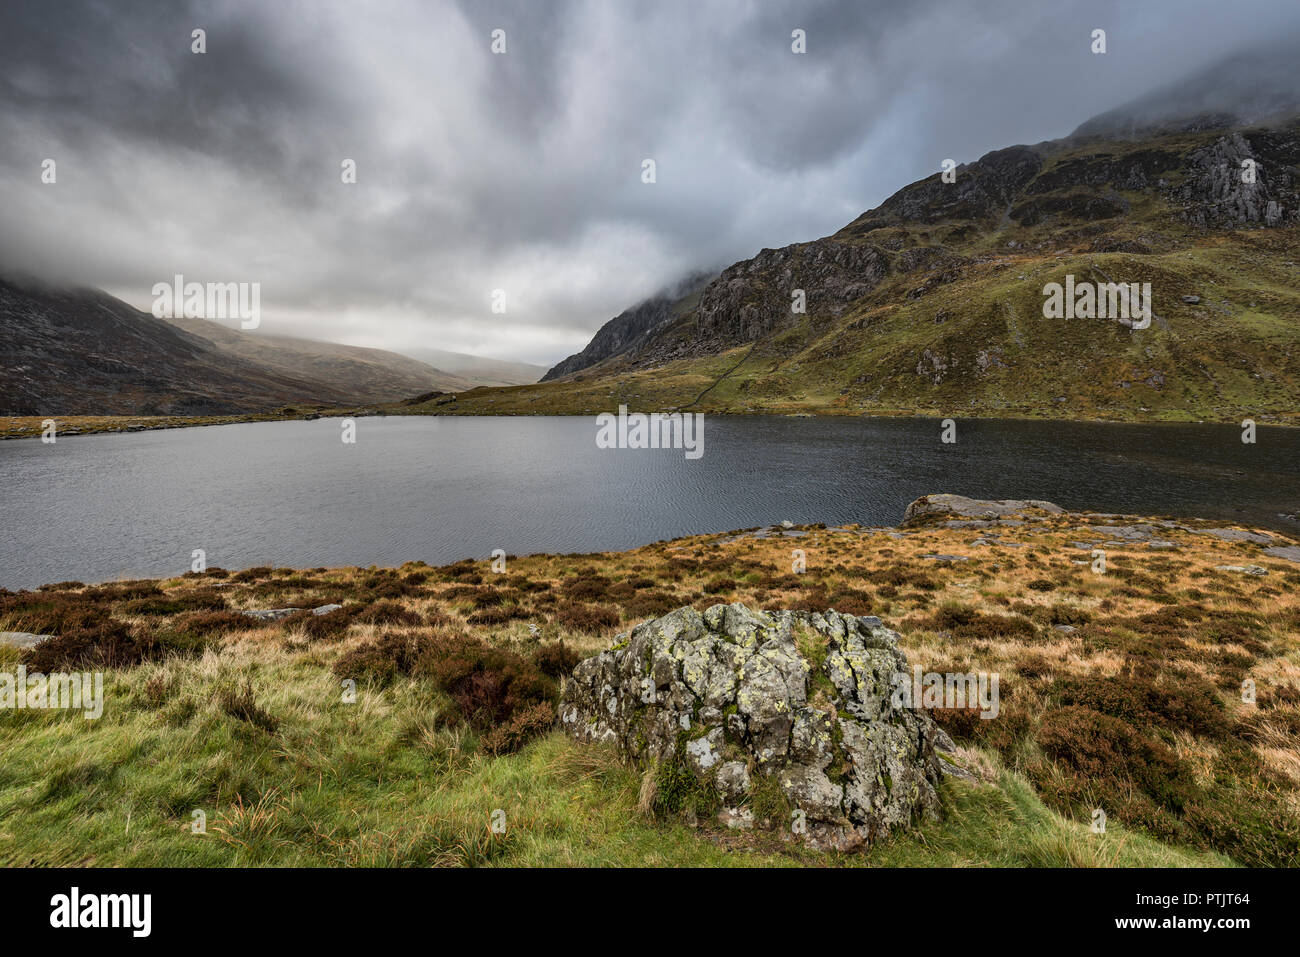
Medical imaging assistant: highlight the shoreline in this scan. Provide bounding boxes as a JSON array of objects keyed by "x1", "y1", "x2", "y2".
[
  {"x1": 3, "y1": 406, "x2": 1297, "y2": 442},
  {"x1": 5, "y1": 494, "x2": 1297, "y2": 594}
]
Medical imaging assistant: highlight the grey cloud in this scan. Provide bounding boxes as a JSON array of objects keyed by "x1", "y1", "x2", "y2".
[{"x1": 1, "y1": 0, "x2": 1298, "y2": 365}]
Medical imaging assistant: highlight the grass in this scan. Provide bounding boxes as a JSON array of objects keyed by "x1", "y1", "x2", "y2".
[
  {"x1": 2, "y1": 505, "x2": 1297, "y2": 866},
  {"x1": 0, "y1": 650, "x2": 1226, "y2": 867}
]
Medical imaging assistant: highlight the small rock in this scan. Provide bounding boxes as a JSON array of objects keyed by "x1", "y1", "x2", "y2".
[
  {"x1": 240, "y1": 608, "x2": 302, "y2": 621},
  {"x1": 0, "y1": 631, "x2": 51, "y2": 649},
  {"x1": 1215, "y1": 565, "x2": 1268, "y2": 576}
]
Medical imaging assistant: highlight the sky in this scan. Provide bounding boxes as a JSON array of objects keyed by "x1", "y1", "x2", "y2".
[{"x1": 2, "y1": 0, "x2": 1298, "y2": 366}]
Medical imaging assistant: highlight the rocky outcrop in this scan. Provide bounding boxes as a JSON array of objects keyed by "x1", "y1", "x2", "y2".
[
  {"x1": 845, "y1": 145, "x2": 1045, "y2": 232},
  {"x1": 902, "y1": 494, "x2": 1065, "y2": 527},
  {"x1": 1167, "y1": 131, "x2": 1299, "y2": 228},
  {"x1": 559, "y1": 602, "x2": 949, "y2": 850},
  {"x1": 694, "y1": 241, "x2": 889, "y2": 344}
]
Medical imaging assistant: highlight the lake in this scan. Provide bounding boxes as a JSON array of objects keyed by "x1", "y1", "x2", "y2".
[{"x1": 1, "y1": 415, "x2": 1296, "y2": 590}]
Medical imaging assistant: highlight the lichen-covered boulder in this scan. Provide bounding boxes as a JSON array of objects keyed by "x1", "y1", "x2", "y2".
[{"x1": 559, "y1": 603, "x2": 948, "y2": 850}]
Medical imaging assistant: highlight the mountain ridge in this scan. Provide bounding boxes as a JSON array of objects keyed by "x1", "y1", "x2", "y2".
[
  {"x1": 0, "y1": 280, "x2": 455, "y2": 415},
  {"x1": 447, "y1": 54, "x2": 1299, "y2": 425},
  {"x1": 520, "y1": 45, "x2": 1300, "y2": 416}
]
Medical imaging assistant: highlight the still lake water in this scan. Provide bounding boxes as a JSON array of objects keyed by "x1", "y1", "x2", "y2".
[{"x1": 1, "y1": 415, "x2": 1297, "y2": 590}]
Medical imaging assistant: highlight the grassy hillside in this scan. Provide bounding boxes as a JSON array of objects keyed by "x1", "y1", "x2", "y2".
[
  {"x1": 3, "y1": 505, "x2": 1296, "y2": 866},
  {"x1": 432, "y1": 126, "x2": 1300, "y2": 425}
]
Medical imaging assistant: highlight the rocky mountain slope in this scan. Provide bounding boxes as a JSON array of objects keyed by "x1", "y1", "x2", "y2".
[
  {"x1": 465, "y1": 51, "x2": 1300, "y2": 425},
  {"x1": 0, "y1": 280, "x2": 459, "y2": 415},
  {"x1": 542, "y1": 272, "x2": 711, "y2": 381}
]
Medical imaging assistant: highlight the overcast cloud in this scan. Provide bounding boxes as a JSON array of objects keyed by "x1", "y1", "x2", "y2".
[{"x1": 1, "y1": 0, "x2": 1298, "y2": 365}]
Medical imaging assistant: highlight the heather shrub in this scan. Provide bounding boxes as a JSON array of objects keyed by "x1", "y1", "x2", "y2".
[
  {"x1": 562, "y1": 576, "x2": 613, "y2": 602},
  {"x1": 623, "y1": 590, "x2": 680, "y2": 619},
  {"x1": 157, "y1": 610, "x2": 258, "y2": 654},
  {"x1": 333, "y1": 632, "x2": 431, "y2": 685},
  {"x1": 0, "y1": 591, "x2": 108, "y2": 634},
  {"x1": 533, "y1": 640, "x2": 581, "y2": 679},
  {"x1": 414, "y1": 631, "x2": 556, "y2": 735},
  {"x1": 1035, "y1": 706, "x2": 1192, "y2": 813},
  {"x1": 480, "y1": 702, "x2": 556, "y2": 755},
  {"x1": 353, "y1": 600, "x2": 423, "y2": 626},
  {"x1": 556, "y1": 601, "x2": 619, "y2": 633},
  {"x1": 24, "y1": 619, "x2": 153, "y2": 671},
  {"x1": 121, "y1": 591, "x2": 229, "y2": 616},
  {"x1": 466, "y1": 605, "x2": 529, "y2": 625},
  {"x1": 1053, "y1": 667, "x2": 1229, "y2": 739},
  {"x1": 282, "y1": 605, "x2": 362, "y2": 640},
  {"x1": 230, "y1": 566, "x2": 274, "y2": 583}
]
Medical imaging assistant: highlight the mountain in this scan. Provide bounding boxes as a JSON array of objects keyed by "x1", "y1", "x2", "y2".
[
  {"x1": 400, "y1": 347, "x2": 545, "y2": 387},
  {"x1": 442, "y1": 51, "x2": 1300, "y2": 425},
  {"x1": 1072, "y1": 42, "x2": 1300, "y2": 141},
  {"x1": 0, "y1": 280, "x2": 453, "y2": 415},
  {"x1": 162, "y1": 315, "x2": 474, "y2": 397},
  {"x1": 541, "y1": 271, "x2": 713, "y2": 381}
]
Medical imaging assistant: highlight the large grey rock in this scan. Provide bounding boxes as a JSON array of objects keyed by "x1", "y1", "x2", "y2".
[{"x1": 559, "y1": 603, "x2": 948, "y2": 850}]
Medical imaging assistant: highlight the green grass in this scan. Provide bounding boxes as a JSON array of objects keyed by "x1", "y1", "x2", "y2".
[{"x1": 0, "y1": 640, "x2": 1232, "y2": 867}]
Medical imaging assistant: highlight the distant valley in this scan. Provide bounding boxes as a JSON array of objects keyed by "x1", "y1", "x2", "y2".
[{"x1": 0, "y1": 280, "x2": 539, "y2": 416}]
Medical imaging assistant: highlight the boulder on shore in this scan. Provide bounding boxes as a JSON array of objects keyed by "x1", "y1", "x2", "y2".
[
  {"x1": 903, "y1": 493, "x2": 1064, "y2": 527},
  {"x1": 559, "y1": 603, "x2": 951, "y2": 850}
]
